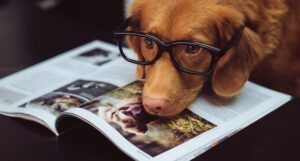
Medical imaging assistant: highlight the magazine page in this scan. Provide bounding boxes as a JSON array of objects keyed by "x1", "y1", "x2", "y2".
[
  {"x1": 0, "y1": 40, "x2": 136, "y2": 134},
  {"x1": 160, "y1": 82, "x2": 291, "y2": 161},
  {"x1": 55, "y1": 80, "x2": 291, "y2": 161}
]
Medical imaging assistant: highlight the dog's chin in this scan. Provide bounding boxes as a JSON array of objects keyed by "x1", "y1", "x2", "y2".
[{"x1": 155, "y1": 109, "x2": 185, "y2": 117}]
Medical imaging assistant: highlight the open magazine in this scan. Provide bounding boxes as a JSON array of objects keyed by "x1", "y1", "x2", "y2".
[{"x1": 0, "y1": 41, "x2": 291, "y2": 161}]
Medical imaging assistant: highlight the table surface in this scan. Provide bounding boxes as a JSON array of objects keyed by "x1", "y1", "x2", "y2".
[{"x1": 0, "y1": 1, "x2": 300, "y2": 161}]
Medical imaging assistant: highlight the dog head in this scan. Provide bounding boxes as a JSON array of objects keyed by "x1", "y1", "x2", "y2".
[{"x1": 126, "y1": 0, "x2": 265, "y2": 116}]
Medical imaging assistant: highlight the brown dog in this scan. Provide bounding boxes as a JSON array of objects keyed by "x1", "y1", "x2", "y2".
[{"x1": 124, "y1": 0, "x2": 300, "y2": 116}]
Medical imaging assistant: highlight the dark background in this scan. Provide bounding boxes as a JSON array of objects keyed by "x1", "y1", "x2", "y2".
[{"x1": 0, "y1": 0, "x2": 299, "y2": 161}]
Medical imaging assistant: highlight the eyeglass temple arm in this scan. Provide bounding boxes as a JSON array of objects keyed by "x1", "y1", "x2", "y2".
[
  {"x1": 219, "y1": 26, "x2": 245, "y2": 56},
  {"x1": 115, "y1": 17, "x2": 132, "y2": 32}
]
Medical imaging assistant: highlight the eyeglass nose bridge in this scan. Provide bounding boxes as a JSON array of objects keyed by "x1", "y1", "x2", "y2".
[{"x1": 150, "y1": 43, "x2": 179, "y2": 68}]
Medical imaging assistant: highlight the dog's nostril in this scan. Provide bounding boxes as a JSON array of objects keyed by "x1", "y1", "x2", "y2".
[{"x1": 155, "y1": 106, "x2": 162, "y2": 111}]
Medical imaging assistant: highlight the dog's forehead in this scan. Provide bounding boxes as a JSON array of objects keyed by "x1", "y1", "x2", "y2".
[{"x1": 139, "y1": 0, "x2": 216, "y2": 41}]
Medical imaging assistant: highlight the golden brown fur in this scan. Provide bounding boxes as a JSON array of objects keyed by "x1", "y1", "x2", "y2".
[{"x1": 126, "y1": 0, "x2": 300, "y2": 116}]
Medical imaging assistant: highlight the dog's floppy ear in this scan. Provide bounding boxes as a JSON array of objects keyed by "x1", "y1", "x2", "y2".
[{"x1": 211, "y1": 9, "x2": 264, "y2": 97}]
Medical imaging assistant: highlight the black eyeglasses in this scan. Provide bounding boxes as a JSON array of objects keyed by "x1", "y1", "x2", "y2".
[{"x1": 113, "y1": 18, "x2": 244, "y2": 76}]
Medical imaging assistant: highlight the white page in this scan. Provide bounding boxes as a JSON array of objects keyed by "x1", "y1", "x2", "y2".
[{"x1": 0, "y1": 40, "x2": 136, "y2": 134}]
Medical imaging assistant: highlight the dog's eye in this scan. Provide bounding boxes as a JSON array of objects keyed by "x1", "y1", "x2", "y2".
[
  {"x1": 185, "y1": 45, "x2": 201, "y2": 55},
  {"x1": 144, "y1": 38, "x2": 154, "y2": 49}
]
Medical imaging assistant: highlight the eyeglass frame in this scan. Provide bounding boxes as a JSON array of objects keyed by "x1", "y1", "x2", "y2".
[{"x1": 113, "y1": 17, "x2": 244, "y2": 76}]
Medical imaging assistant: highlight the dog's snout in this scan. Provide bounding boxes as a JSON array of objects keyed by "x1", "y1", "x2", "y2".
[{"x1": 143, "y1": 97, "x2": 169, "y2": 115}]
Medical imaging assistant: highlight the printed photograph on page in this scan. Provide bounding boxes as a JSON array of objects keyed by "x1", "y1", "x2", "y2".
[
  {"x1": 73, "y1": 48, "x2": 119, "y2": 66},
  {"x1": 80, "y1": 81, "x2": 216, "y2": 156},
  {"x1": 19, "y1": 80, "x2": 118, "y2": 115}
]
